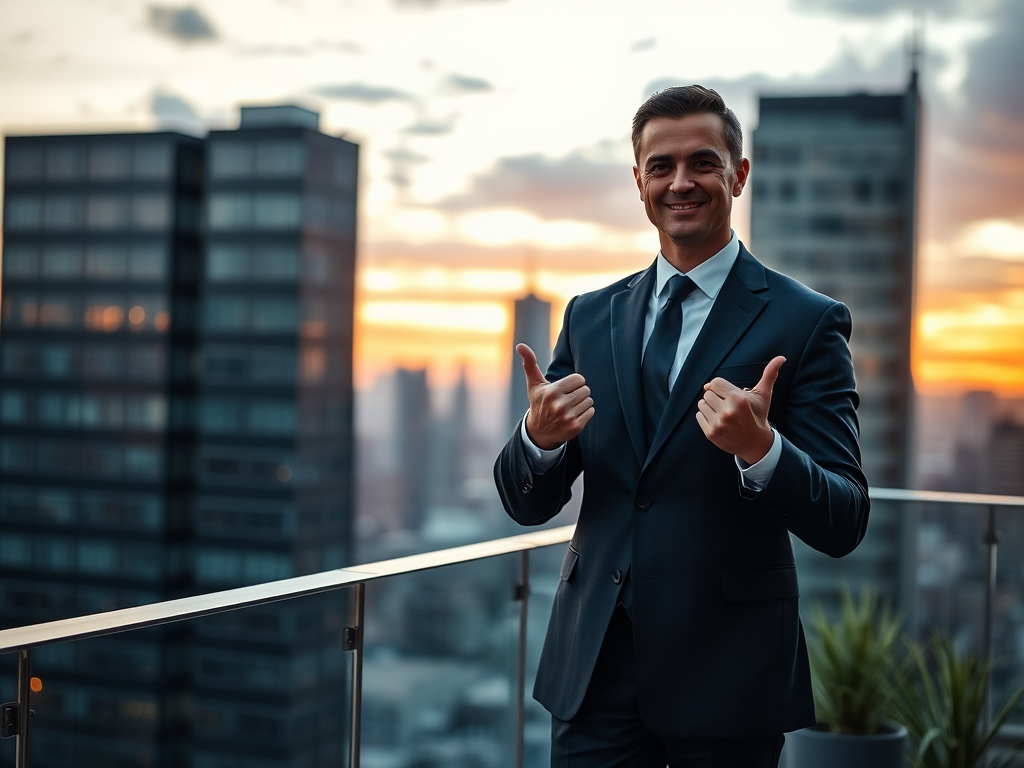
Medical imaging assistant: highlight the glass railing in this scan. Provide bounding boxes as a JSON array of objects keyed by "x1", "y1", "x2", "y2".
[{"x1": 1, "y1": 489, "x2": 1023, "y2": 768}]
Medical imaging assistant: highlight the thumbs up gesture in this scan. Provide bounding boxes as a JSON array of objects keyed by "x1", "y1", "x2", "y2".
[
  {"x1": 518, "y1": 343, "x2": 595, "y2": 451},
  {"x1": 696, "y1": 356, "x2": 785, "y2": 465}
]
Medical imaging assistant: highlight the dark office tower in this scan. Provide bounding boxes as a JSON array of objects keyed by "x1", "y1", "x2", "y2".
[
  {"x1": 507, "y1": 293, "x2": 551, "y2": 433},
  {"x1": 394, "y1": 367, "x2": 430, "y2": 530},
  {"x1": 750, "y1": 73, "x2": 921, "y2": 613},
  {"x1": 191, "y1": 105, "x2": 357, "y2": 767},
  {"x1": 0, "y1": 132, "x2": 204, "y2": 766}
]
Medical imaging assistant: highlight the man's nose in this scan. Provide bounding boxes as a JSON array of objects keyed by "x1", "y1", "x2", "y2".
[{"x1": 668, "y1": 168, "x2": 695, "y2": 193}]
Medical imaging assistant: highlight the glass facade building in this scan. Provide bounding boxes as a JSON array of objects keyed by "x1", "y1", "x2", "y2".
[
  {"x1": 0, "y1": 106, "x2": 358, "y2": 767},
  {"x1": 750, "y1": 78, "x2": 920, "y2": 614}
]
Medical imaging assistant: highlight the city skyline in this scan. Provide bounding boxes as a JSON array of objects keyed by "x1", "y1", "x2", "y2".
[{"x1": 1, "y1": 0, "x2": 1022, "y2": 395}]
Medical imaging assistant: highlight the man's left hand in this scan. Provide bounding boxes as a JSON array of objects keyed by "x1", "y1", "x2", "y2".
[{"x1": 696, "y1": 356, "x2": 786, "y2": 465}]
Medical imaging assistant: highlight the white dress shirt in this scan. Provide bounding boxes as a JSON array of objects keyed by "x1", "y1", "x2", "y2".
[{"x1": 520, "y1": 231, "x2": 782, "y2": 491}]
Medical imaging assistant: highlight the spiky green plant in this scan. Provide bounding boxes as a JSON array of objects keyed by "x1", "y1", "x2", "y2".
[
  {"x1": 807, "y1": 586, "x2": 903, "y2": 735},
  {"x1": 886, "y1": 633, "x2": 1024, "y2": 768}
]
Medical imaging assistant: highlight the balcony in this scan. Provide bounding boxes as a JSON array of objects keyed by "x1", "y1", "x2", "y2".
[{"x1": 2, "y1": 487, "x2": 1024, "y2": 768}]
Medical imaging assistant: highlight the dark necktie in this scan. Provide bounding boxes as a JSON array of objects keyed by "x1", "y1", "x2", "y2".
[{"x1": 641, "y1": 274, "x2": 698, "y2": 451}]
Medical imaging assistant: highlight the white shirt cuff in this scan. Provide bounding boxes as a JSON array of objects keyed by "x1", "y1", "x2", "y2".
[
  {"x1": 520, "y1": 411, "x2": 565, "y2": 474},
  {"x1": 735, "y1": 428, "x2": 782, "y2": 492}
]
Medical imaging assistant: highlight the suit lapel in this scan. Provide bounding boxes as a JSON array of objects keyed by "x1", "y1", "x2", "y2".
[
  {"x1": 644, "y1": 247, "x2": 770, "y2": 469},
  {"x1": 610, "y1": 262, "x2": 655, "y2": 467}
]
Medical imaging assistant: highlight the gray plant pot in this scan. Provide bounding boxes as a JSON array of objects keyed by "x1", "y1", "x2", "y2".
[{"x1": 786, "y1": 723, "x2": 907, "y2": 768}]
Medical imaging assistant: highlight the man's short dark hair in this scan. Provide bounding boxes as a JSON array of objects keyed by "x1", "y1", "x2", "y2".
[{"x1": 632, "y1": 85, "x2": 743, "y2": 169}]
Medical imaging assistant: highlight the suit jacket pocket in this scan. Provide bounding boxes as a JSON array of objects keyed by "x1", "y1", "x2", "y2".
[
  {"x1": 722, "y1": 565, "x2": 799, "y2": 601},
  {"x1": 713, "y1": 362, "x2": 769, "y2": 389},
  {"x1": 561, "y1": 545, "x2": 579, "y2": 582}
]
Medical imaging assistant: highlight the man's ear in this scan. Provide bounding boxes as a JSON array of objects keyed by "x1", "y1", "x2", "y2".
[
  {"x1": 633, "y1": 165, "x2": 644, "y2": 201},
  {"x1": 733, "y1": 158, "x2": 750, "y2": 197}
]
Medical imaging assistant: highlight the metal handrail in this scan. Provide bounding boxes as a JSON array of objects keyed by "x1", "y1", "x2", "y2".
[{"x1": 1, "y1": 487, "x2": 1023, "y2": 767}]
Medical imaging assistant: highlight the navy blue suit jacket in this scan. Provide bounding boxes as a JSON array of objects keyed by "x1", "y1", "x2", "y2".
[{"x1": 494, "y1": 244, "x2": 869, "y2": 738}]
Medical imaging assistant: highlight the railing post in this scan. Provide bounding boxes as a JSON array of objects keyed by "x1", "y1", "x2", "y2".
[
  {"x1": 982, "y1": 504, "x2": 998, "y2": 751},
  {"x1": 514, "y1": 550, "x2": 530, "y2": 768},
  {"x1": 345, "y1": 582, "x2": 365, "y2": 768},
  {"x1": 16, "y1": 649, "x2": 31, "y2": 768}
]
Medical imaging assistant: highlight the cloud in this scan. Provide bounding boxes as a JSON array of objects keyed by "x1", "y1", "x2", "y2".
[
  {"x1": 147, "y1": 5, "x2": 217, "y2": 43},
  {"x1": 434, "y1": 149, "x2": 648, "y2": 231},
  {"x1": 150, "y1": 89, "x2": 204, "y2": 132},
  {"x1": 439, "y1": 73, "x2": 493, "y2": 95},
  {"x1": 404, "y1": 115, "x2": 457, "y2": 135},
  {"x1": 789, "y1": 0, "x2": 969, "y2": 17},
  {"x1": 629, "y1": 37, "x2": 656, "y2": 53},
  {"x1": 384, "y1": 147, "x2": 431, "y2": 189},
  {"x1": 312, "y1": 82, "x2": 414, "y2": 104}
]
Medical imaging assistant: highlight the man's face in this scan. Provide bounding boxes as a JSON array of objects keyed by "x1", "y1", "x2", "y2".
[{"x1": 633, "y1": 113, "x2": 749, "y2": 252}]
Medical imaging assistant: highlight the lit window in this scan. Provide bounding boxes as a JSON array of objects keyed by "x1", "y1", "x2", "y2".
[{"x1": 38, "y1": 295, "x2": 76, "y2": 328}]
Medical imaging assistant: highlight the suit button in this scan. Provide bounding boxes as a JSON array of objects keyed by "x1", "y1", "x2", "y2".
[
  {"x1": 612, "y1": 569, "x2": 622, "y2": 584},
  {"x1": 520, "y1": 477, "x2": 533, "y2": 494},
  {"x1": 636, "y1": 496, "x2": 650, "y2": 510}
]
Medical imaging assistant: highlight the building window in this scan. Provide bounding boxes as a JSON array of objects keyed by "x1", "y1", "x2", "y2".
[
  {"x1": 84, "y1": 295, "x2": 125, "y2": 332},
  {"x1": 2, "y1": 343, "x2": 37, "y2": 376},
  {"x1": 132, "y1": 195, "x2": 170, "y2": 229},
  {"x1": 209, "y1": 143, "x2": 253, "y2": 179},
  {"x1": 45, "y1": 146, "x2": 83, "y2": 180},
  {"x1": 78, "y1": 541, "x2": 117, "y2": 575},
  {"x1": 208, "y1": 194, "x2": 253, "y2": 229},
  {"x1": 41, "y1": 245, "x2": 83, "y2": 279},
  {"x1": 0, "y1": 534, "x2": 31, "y2": 568},
  {"x1": 4, "y1": 196, "x2": 42, "y2": 230},
  {"x1": 204, "y1": 296, "x2": 248, "y2": 332},
  {"x1": 253, "y1": 245, "x2": 299, "y2": 280},
  {"x1": 1, "y1": 391, "x2": 27, "y2": 424},
  {"x1": 38, "y1": 295, "x2": 76, "y2": 328},
  {"x1": 3, "y1": 245, "x2": 39, "y2": 278},
  {"x1": 779, "y1": 180, "x2": 798, "y2": 201},
  {"x1": 129, "y1": 244, "x2": 167, "y2": 280},
  {"x1": 133, "y1": 143, "x2": 172, "y2": 180},
  {"x1": 85, "y1": 245, "x2": 128, "y2": 279},
  {"x1": 89, "y1": 146, "x2": 131, "y2": 180},
  {"x1": 255, "y1": 141, "x2": 305, "y2": 177},
  {"x1": 207, "y1": 245, "x2": 249, "y2": 281},
  {"x1": 252, "y1": 298, "x2": 298, "y2": 332},
  {"x1": 5, "y1": 146, "x2": 43, "y2": 181},
  {"x1": 254, "y1": 193, "x2": 302, "y2": 229},
  {"x1": 43, "y1": 195, "x2": 83, "y2": 229},
  {"x1": 126, "y1": 345, "x2": 165, "y2": 380},
  {"x1": 248, "y1": 400, "x2": 296, "y2": 435},
  {"x1": 86, "y1": 195, "x2": 129, "y2": 229},
  {"x1": 83, "y1": 345, "x2": 121, "y2": 379}
]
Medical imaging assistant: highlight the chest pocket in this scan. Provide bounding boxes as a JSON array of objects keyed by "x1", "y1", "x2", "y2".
[{"x1": 712, "y1": 362, "x2": 768, "y2": 389}]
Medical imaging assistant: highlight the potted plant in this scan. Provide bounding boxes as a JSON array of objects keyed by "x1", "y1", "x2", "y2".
[
  {"x1": 787, "y1": 587, "x2": 908, "y2": 768},
  {"x1": 887, "y1": 633, "x2": 1024, "y2": 768}
]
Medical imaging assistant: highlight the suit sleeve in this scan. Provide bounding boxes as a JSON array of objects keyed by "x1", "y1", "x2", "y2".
[
  {"x1": 751, "y1": 301, "x2": 870, "y2": 558},
  {"x1": 493, "y1": 297, "x2": 584, "y2": 526}
]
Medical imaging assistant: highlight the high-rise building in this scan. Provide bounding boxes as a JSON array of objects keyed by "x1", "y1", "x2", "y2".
[
  {"x1": 0, "y1": 130, "x2": 204, "y2": 765},
  {"x1": 750, "y1": 73, "x2": 920, "y2": 613},
  {"x1": 394, "y1": 367, "x2": 430, "y2": 531},
  {"x1": 0, "y1": 105, "x2": 358, "y2": 767},
  {"x1": 507, "y1": 293, "x2": 551, "y2": 434}
]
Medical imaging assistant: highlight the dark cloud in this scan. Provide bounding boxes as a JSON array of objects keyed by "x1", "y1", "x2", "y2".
[
  {"x1": 440, "y1": 74, "x2": 493, "y2": 95},
  {"x1": 147, "y1": 5, "x2": 217, "y2": 42},
  {"x1": 312, "y1": 82, "x2": 413, "y2": 103},
  {"x1": 789, "y1": 0, "x2": 968, "y2": 17},
  {"x1": 384, "y1": 147, "x2": 431, "y2": 189},
  {"x1": 629, "y1": 37, "x2": 656, "y2": 53},
  {"x1": 404, "y1": 116, "x2": 457, "y2": 135},
  {"x1": 435, "y1": 151, "x2": 647, "y2": 231}
]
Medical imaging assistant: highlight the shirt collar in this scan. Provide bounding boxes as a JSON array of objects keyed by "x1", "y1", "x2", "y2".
[{"x1": 654, "y1": 231, "x2": 739, "y2": 300}]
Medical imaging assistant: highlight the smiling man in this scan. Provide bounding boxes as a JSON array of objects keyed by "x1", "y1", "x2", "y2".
[{"x1": 494, "y1": 85, "x2": 870, "y2": 767}]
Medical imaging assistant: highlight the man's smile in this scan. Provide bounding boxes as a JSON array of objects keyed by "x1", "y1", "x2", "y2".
[{"x1": 665, "y1": 201, "x2": 704, "y2": 211}]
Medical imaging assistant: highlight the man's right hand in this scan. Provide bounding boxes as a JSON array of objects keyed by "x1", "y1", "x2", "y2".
[{"x1": 518, "y1": 343, "x2": 595, "y2": 450}]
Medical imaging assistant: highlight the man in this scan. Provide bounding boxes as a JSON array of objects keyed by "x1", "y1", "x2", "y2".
[{"x1": 493, "y1": 85, "x2": 869, "y2": 767}]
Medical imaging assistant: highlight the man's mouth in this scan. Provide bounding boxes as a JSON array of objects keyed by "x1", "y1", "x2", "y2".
[{"x1": 665, "y1": 201, "x2": 703, "y2": 211}]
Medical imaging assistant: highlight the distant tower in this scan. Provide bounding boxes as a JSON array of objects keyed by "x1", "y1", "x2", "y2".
[
  {"x1": 508, "y1": 294, "x2": 552, "y2": 433},
  {"x1": 395, "y1": 367, "x2": 430, "y2": 529},
  {"x1": 750, "y1": 62, "x2": 921, "y2": 613}
]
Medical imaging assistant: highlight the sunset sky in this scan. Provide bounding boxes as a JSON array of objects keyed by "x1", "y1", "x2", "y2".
[{"x1": 1, "y1": 0, "x2": 1023, "y2": 396}]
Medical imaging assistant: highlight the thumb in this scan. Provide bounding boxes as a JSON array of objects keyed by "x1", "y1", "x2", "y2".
[
  {"x1": 516, "y1": 343, "x2": 547, "y2": 388},
  {"x1": 754, "y1": 356, "x2": 786, "y2": 396}
]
